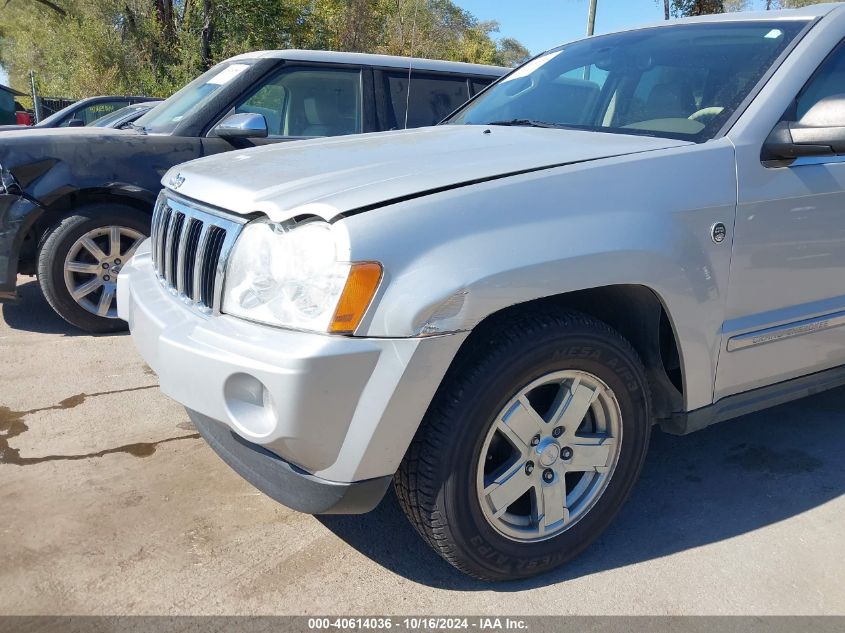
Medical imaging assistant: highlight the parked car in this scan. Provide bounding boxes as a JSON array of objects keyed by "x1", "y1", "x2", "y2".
[
  {"x1": 0, "y1": 95, "x2": 158, "y2": 131},
  {"x1": 87, "y1": 101, "x2": 163, "y2": 129},
  {"x1": 120, "y1": 6, "x2": 845, "y2": 581},
  {"x1": 0, "y1": 51, "x2": 504, "y2": 332}
]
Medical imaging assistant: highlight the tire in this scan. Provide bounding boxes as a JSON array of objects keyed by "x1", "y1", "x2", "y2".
[
  {"x1": 37, "y1": 204, "x2": 149, "y2": 333},
  {"x1": 395, "y1": 309, "x2": 652, "y2": 581}
]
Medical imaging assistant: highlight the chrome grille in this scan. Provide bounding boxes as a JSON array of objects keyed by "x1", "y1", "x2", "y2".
[{"x1": 150, "y1": 193, "x2": 248, "y2": 313}]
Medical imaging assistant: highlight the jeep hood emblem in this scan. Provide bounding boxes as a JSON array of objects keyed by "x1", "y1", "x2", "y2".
[{"x1": 169, "y1": 173, "x2": 186, "y2": 190}]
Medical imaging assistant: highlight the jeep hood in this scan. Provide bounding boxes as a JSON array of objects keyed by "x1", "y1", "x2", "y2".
[{"x1": 166, "y1": 125, "x2": 691, "y2": 221}]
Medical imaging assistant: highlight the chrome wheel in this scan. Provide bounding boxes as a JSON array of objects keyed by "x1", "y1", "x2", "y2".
[
  {"x1": 476, "y1": 370, "x2": 623, "y2": 543},
  {"x1": 62, "y1": 226, "x2": 145, "y2": 318}
]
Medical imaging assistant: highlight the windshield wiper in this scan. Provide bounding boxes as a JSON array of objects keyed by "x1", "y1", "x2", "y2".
[
  {"x1": 129, "y1": 122, "x2": 147, "y2": 134},
  {"x1": 486, "y1": 119, "x2": 570, "y2": 129}
]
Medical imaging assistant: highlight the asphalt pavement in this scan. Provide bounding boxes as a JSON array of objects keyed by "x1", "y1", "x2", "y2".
[{"x1": 2, "y1": 275, "x2": 843, "y2": 615}]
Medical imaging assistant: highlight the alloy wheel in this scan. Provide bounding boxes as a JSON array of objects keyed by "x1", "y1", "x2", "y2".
[
  {"x1": 62, "y1": 225, "x2": 145, "y2": 319},
  {"x1": 476, "y1": 370, "x2": 623, "y2": 542}
]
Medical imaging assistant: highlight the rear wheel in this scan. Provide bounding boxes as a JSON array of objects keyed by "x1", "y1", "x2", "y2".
[
  {"x1": 37, "y1": 205, "x2": 148, "y2": 333},
  {"x1": 395, "y1": 310, "x2": 651, "y2": 581}
]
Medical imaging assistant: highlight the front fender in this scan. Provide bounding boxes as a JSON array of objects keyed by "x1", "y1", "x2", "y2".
[
  {"x1": 0, "y1": 194, "x2": 41, "y2": 297},
  {"x1": 346, "y1": 139, "x2": 738, "y2": 411},
  {"x1": 0, "y1": 131, "x2": 203, "y2": 209}
]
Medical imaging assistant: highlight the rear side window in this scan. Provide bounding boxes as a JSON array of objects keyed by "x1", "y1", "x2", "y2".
[
  {"x1": 386, "y1": 72, "x2": 470, "y2": 128},
  {"x1": 236, "y1": 67, "x2": 362, "y2": 137}
]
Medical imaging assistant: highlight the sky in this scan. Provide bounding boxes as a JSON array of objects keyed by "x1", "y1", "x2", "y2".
[{"x1": 457, "y1": 0, "x2": 775, "y2": 55}]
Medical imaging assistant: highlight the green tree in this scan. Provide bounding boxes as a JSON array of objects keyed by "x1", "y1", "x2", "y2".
[
  {"x1": 0, "y1": 0, "x2": 179, "y2": 96},
  {"x1": 497, "y1": 38, "x2": 531, "y2": 67},
  {"x1": 0, "y1": 0, "x2": 529, "y2": 99},
  {"x1": 661, "y1": 0, "x2": 749, "y2": 17},
  {"x1": 774, "y1": 0, "x2": 830, "y2": 7},
  {"x1": 671, "y1": 0, "x2": 725, "y2": 16},
  {"x1": 723, "y1": 0, "x2": 752, "y2": 10}
]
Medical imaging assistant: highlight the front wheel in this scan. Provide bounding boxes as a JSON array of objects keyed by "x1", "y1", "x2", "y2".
[
  {"x1": 395, "y1": 310, "x2": 652, "y2": 581},
  {"x1": 37, "y1": 205, "x2": 148, "y2": 333}
]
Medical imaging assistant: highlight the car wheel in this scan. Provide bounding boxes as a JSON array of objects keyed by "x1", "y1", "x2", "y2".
[
  {"x1": 395, "y1": 310, "x2": 651, "y2": 581},
  {"x1": 37, "y1": 204, "x2": 149, "y2": 333}
]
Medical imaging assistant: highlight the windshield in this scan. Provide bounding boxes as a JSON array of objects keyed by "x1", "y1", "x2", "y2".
[
  {"x1": 135, "y1": 60, "x2": 254, "y2": 134},
  {"x1": 449, "y1": 21, "x2": 808, "y2": 142},
  {"x1": 88, "y1": 103, "x2": 151, "y2": 128}
]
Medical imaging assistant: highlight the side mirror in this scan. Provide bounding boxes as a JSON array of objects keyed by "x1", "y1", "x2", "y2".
[
  {"x1": 763, "y1": 94, "x2": 845, "y2": 161},
  {"x1": 67, "y1": 119, "x2": 85, "y2": 128},
  {"x1": 214, "y1": 112, "x2": 268, "y2": 141}
]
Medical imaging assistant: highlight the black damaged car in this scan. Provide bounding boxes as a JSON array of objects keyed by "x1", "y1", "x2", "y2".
[{"x1": 0, "y1": 50, "x2": 503, "y2": 332}]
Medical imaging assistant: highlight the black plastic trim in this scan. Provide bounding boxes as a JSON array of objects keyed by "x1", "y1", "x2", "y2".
[
  {"x1": 0, "y1": 194, "x2": 42, "y2": 293},
  {"x1": 662, "y1": 364, "x2": 845, "y2": 435},
  {"x1": 189, "y1": 410, "x2": 392, "y2": 515}
]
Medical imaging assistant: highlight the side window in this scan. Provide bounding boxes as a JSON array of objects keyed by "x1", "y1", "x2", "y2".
[
  {"x1": 235, "y1": 67, "x2": 362, "y2": 137},
  {"x1": 795, "y1": 42, "x2": 845, "y2": 121},
  {"x1": 386, "y1": 72, "x2": 470, "y2": 128},
  {"x1": 65, "y1": 100, "x2": 129, "y2": 126}
]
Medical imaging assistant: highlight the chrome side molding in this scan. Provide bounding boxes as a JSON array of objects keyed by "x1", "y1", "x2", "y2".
[{"x1": 727, "y1": 309, "x2": 845, "y2": 352}]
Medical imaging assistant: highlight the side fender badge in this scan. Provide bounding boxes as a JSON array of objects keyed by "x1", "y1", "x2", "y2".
[{"x1": 711, "y1": 222, "x2": 728, "y2": 244}]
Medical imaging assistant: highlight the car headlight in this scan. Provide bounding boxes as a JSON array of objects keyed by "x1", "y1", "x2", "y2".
[{"x1": 222, "y1": 218, "x2": 382, "y2": 334}]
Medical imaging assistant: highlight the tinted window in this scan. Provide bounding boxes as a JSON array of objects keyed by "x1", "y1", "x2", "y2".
[
  {"x1": 387, "y1": 72, "x2": 469, "y2": 128},
  {"x1": 450, "y1": 21, "x2": 807, "y2": 142},
  {"x1": 795, "y1": 41, "x2": 845, "y2": 121},
  {"x1": 236, "y1": 67, "x2": 362, "y2": 137}
]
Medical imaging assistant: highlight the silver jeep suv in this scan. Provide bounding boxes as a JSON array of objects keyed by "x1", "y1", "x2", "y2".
[{"x1": 120, "y1": 4, "x2": 845, "y2": 580}]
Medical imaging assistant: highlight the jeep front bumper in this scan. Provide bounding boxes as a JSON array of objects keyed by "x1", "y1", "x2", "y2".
[{"x1": 117, "y1": 240, "x2": 467, "y2": 514}]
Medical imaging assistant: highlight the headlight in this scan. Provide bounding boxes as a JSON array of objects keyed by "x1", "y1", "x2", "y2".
[{"x1": 222, "y1": 218, "x2": 382, "y2": 334}]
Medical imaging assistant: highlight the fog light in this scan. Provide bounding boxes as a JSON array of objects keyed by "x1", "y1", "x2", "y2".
[{"x1": 223, "y1": 373, "x2": 276, "y2": 438}]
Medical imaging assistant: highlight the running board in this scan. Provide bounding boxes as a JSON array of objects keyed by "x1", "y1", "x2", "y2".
[{"x1": 662, "y1": 364, "x2": 845, "y2": 435}]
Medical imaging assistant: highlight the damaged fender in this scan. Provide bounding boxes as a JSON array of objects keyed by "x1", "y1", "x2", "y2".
[{"x1": 0, "y1": 194, "x2": 41, "y2": 299}]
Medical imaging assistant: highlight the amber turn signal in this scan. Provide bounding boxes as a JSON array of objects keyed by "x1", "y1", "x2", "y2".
[{"x1": 329, "y1": 262, "x2": 383, "y2": 334}]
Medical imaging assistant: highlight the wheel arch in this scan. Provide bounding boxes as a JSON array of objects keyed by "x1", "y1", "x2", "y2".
[
  {"x1": 444, "y1": 284, "x2": 686, "y2": 421},
  {"x1": 19, "y1": 187, "x2": 155, "y2": 273}
]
